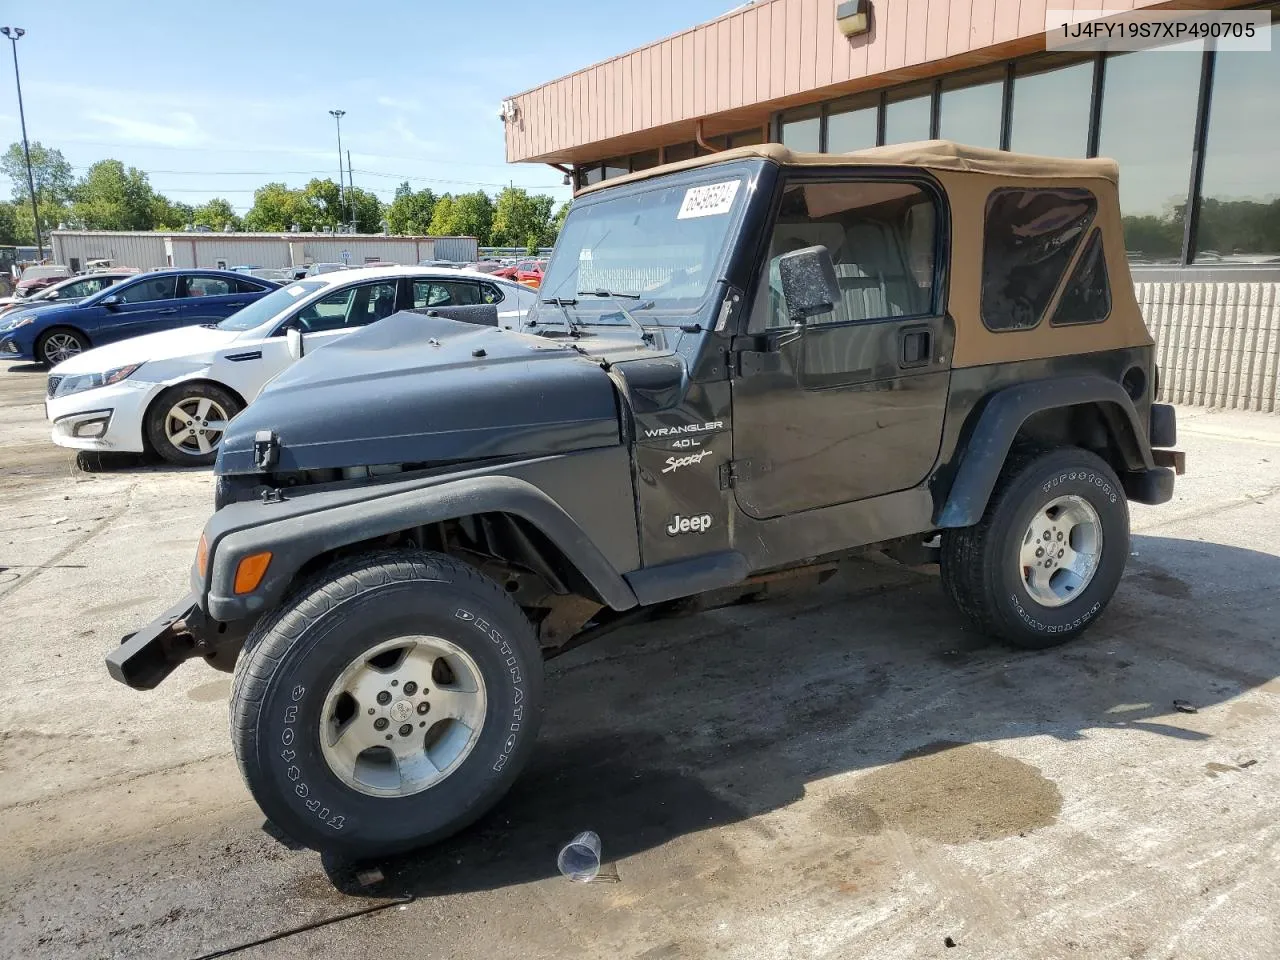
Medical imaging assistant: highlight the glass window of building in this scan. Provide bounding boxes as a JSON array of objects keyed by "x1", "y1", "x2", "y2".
[
  {"x1": 602, "y1": 158, "x2": 629, "y2": 180},
  {"x1": 781, "y1": 107, "x2": 821, "y2": 152},
  {"x1": 1097, "y1": 51, "x2": 1201, "y2": 264},
  {"x1": 1196, "y1": 22, "x2": 1280, "y2": 263},
  {"x1": 664, "y1": 142, "x2": 699, "y2": 164},
  {"x1": 581, "y1": 165, "x2": 604, "y2": 187},
  {"x1": 1010, "y1": 57, "x2": 1093, "y2": 158},
  {"x1": 939, "y1": 68, "x2": 1005, "y2": 150},
  {"x1": 826, "y1": 94, "x2": 879, "y2": 153},
  {"x1": 884, "y1": 86, "x2": 932, "y2": 145},
  {"x1": 726, "y1": 128, "x2": 767, "y2": 148},
  {"x1": 629, "y1": 150, "x2": 660, "y2": 172}
]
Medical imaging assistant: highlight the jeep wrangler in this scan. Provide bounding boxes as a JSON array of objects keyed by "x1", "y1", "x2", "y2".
[{"x1": 108, "y1": 141, "x2": 1183, "y2": 857}]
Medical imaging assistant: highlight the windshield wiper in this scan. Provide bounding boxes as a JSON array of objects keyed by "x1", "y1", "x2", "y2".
[
  {"x1": 577, "y1": 289, "x2": 652, "y2": 342},
  {"x1": 538, "y1": 297, "x2": 583, "y2": 336}
]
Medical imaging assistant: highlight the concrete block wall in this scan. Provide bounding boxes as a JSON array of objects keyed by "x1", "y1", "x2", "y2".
[{"x1": 1137, "y1": 282, "x2": 1280, "y2": 414}]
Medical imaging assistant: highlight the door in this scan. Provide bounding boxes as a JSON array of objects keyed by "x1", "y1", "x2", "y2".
[
  {"x1": 177, "y1": 274, "x2": 269, "y2": 326},
  {"x1": 730, "y1": 177, "x2": 952, "y2": 520},
  {"x1": 96, "y1": 274, "x2": 181, "y2": 343}
]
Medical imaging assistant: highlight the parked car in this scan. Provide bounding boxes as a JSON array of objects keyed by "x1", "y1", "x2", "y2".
[
  {"x1": 108, "y1": 140, "x2": 1182, "y2": 859},
  {"x1": 46, "y1": 267, "x2": 537, "y2": 465},
  {"x1": 0, "y1": 270, "x2": 137, "y2": 317},
  {"x1": 492, "y1": 258, "x2": 546, "y2": 288},
  {"x1": 0, "y1": 269, "x2": 278, "y2": 366},
  {"x1": 305, "y1": 262, "x2": 348, "y2": 276},
  {"x1": 462, "y1": 260, "x2": 504, "y2": 274},
  {"x1": 417, "y1": 259, "x2": 461, "y2": 269},
  {"x1": 246, "y1": 267, "x2": 294, "y2": 283},
  {"x1": 15, "y1": 264, "x2": 73, "y2": 298}
]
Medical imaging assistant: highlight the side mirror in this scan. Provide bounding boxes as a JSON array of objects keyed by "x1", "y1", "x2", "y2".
[
  {"x1": 101, "y1": 293, "x2": 122, "y2": 309},
  {"x1": 776, "y1": 245, "x2": 840, "y2": 324},
  {"x1": 286, "y1": 326, "x2": 305, "y2": 361}
]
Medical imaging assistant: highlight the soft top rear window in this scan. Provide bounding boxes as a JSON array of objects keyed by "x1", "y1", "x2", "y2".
[{"x1": 981, "y1": 187, "x2": 1097, "y2": 331}]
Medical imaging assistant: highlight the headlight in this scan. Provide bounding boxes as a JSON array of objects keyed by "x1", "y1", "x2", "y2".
[
  {"x1": 0, "y1": 315, "x2": 34, "y2": 333},
  {"x1": 51, "y1": 362, "x2": 144, "y2": 399}
]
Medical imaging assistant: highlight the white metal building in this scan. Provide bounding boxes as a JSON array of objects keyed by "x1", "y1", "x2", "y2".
[{"x1": 49, "y1": 231, "x2": 478, "y2": 272}]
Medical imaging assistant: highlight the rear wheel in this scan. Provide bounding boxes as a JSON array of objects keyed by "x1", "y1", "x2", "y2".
[
  {"x1": 36, "y1": 327, "x2": 87, "y2": 367},
  {"x1": 145, "y1": 382, "x2": 240, "y2": 466},
  {"x1": 940, "y1": 447, "x2": 1129, "y2": 649},
  {"x1": 230, "y1": 550, "x2": 544, "y2": 857}
]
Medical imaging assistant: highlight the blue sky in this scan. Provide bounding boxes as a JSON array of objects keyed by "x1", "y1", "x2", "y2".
[{"x1": 0, "y1": 0, "x2": 737, "y2": 212}]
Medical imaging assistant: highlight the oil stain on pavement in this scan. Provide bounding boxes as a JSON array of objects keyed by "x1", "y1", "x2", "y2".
[{"x1": 819, "y1": 741, "x2": 1062, "y2": 843}]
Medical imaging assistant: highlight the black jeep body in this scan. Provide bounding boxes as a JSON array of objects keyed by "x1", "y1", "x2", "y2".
[{"x1": 108, "y1": 142, "x2": 1181, "y2": 856}]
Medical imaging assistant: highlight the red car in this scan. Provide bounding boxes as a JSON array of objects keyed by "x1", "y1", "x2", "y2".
[
  {"x1": 497, "y1": 258, "x2": 546, "y2": 289},
  {"x1": 15, "y1": 264, "x2": 72, "y2": 298}
]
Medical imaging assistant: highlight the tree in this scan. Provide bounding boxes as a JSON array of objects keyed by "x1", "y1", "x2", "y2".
[
  {"x1": 151, "y1": 197, "x2": 194, "y2": 231},
  {"x1": 1, "y1": 142, "x2": 74, "y2": 243},
  {"x1": 0, "y1": 201, "x2": 16, "y2": 245},
  {"x1": 71, "y1": 160, "x2": 162, "y2": 231},
  {"x1": 385, "y1": 181, "x2": 436, "y2": 235},
  {"x1": 429, "y1": 190, "x2": 494, "y2": 244},
  {"x1": 344, "y1": 185, "x2": 383, "y2": 233},
  {"x1": 243, "y1": 182, "x2": 313, "y2": 232},
  {"x1": 490, "y1": 186, "x2": 555, "y2": 250},
  {"x1": 192, "y1": 198, "x2": 241, "y2": 232}
]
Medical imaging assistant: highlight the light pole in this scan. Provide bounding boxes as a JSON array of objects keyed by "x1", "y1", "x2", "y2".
[
  {"x1": 328, "y1": 109, "x2": 347, "y2": 231},
  {"x1": 2, "y1": 27, "x2": 42, "y2": 261}
]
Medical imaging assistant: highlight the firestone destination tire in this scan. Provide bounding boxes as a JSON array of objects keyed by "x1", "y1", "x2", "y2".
[
  {"x1": 940, "y1": 447, "x2": 1130, "y2": 650},
  {"x1": 230, "y1": 550, "x2": 544, "y2": 857}
]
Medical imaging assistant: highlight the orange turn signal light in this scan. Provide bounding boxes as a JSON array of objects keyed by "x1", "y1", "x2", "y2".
[
  {"x1": 234, "y1": 551, "x2": 272, "y2": 595},
  {"x1": 196, "y1": 534, "x2": 208, "y2": 578}
]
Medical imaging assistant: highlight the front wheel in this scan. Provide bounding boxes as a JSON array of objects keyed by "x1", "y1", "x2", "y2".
[
  {"x1": 36, "y1": 327, "x2": 87, "y2": 367},
  {"x1": 145, "y1": 382, "x2": 241, "y2": 466},
  {"x1": 940, "y1": 447, "x2": 1129, "y2": 649},
  {"x1": 230, "y1": 550, "x2": 544, "y2": 857}
]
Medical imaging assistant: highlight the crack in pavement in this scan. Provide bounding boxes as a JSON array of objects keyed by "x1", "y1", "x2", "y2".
[{"x1": 0, "y1": 481, "x2": 140, "y2": 602}]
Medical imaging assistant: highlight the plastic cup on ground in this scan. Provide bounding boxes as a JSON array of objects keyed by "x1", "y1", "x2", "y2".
[{"x1": 557, "y1": 831, "x2": 602, "y2": 882}]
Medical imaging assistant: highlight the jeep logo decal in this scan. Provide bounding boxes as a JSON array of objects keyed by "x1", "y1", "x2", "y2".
[{"x1": 666, "y1": 514, "x2": 713, "y2": 536}]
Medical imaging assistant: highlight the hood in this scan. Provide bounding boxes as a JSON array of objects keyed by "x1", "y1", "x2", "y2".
[
  {"x1": 52, "y1": 325, "x2": 239, "y2": 374},
  {"x1": 217, "y1": 310, "x2": 623, "y2": 476},
  {"x1": 0, "y1": 300, "x2": 72, "y2": 330}
]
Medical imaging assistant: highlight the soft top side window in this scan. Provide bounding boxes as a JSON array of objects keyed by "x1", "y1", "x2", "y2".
[
  {"x1": 980, "y1": 187, "x2": 1097, "y2": 332},
  {"x1": 1051, "y1": 228, "x2": 1111, "y2": 326},
  {"x1": 749, "y1": 179, "x2": 939, "y2": 333}
]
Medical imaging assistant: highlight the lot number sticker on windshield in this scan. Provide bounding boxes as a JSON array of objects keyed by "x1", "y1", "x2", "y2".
[{"x1": 677, "y1": 180, "x2": 740, "y2": 219}]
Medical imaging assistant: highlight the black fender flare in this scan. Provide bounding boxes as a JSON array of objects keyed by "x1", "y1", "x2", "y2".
[
  {"x1": 204, "y1": 474, "x2": 639, "y2": 622},
  {"x1": 935, "y1": 376, "x2": 1153, "y2": 529}
]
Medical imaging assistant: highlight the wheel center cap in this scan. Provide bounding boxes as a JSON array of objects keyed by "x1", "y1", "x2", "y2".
[{"x1": 389, "y1": 699, "x2": 413, "y2": 723}]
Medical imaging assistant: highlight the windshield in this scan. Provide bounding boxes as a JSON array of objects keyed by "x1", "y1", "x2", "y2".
[
  {"x1": 22, "y1": 266, "x2": 67, "y2": 281},
  {"x1": 539, "y1": 174, "x2": 747, "y2": 323},
  {"x1": 216, "y1": 280, "x2": 326, "y2": 331}
]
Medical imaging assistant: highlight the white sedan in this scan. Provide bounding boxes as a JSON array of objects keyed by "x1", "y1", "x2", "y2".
[{"x1": 45, "y1": 266, "x2": 536, "y2": 465}]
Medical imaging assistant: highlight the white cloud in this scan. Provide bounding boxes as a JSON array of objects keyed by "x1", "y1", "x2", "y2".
[
  {"x1": 83, "y1": 110, "x2": 209, "y2": 148},
  {"x1": 376, "y1": 95, "x2": 422, "y2": 112},
  {"x1": 389, "y1": 117, "x2": 440, "y2": 154}
]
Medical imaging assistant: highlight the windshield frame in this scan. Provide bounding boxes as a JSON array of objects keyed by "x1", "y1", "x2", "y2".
[
  {"x1": 215, "y1": 279, "x2": 329, "y2": 333},
  {"x1": 537, "y1": 161, "x2": 759, "y2": 328}
]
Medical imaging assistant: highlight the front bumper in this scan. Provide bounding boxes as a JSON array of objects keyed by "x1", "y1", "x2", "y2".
[
  {"x1": 47, "y1": 380, "x2": 154, "y2": 453},
  {"x1": 0, "y1": 334, "x2": 35, "y2": 361},
  {"x1": 106, "y1": 592, "x2": 249, "y2": 689}
]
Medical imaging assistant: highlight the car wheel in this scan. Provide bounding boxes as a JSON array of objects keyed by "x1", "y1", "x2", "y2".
[
  {"x1": 145, "y1": 382, "x2": 241, "y2": 467},
  {"x1": 230, "y1": 550, "x2": 543, "y2": 856},
  {"x1": 36, "y1": 327, "x2": 87, "y2": 367},
  {"x1": 939, "y1": 447, "x2": 1130, "y2": 650}
]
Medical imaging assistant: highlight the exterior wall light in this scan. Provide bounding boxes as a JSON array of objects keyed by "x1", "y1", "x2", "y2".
[{"x1": 836, "y1": 0, "x2": 871, "y2": 37}]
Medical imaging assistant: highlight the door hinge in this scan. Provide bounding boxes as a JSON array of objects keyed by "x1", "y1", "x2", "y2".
[
  {"x1": 254, "y1": 430, "x2": 279, "y2": 470},
  {"x1": 719, "y1": 459, "x2": 770, "y2": 489}
]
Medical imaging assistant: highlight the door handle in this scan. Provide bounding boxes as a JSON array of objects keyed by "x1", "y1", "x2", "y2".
[
  {"x1": 900, "y1": 328, "x2": 931, "y2": 367},
  {"x1": 157, "y1": 308, "x2": 179, "y2": 315}
]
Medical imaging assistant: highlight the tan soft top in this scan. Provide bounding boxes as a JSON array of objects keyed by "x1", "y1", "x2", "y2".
[{"x1": 576, "y1": 140, "x2": 1120, "y2": 196}]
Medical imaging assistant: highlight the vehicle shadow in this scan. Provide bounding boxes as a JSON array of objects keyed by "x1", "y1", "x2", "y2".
[
  {"x1": 4, "y1": 362, "x2": 44, "y2": 374},
  {"x1": 321, "y1": 533, "x2": 1280, "y2": 898}
]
